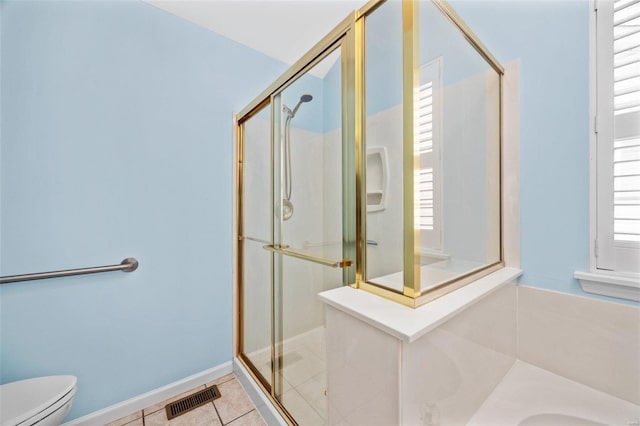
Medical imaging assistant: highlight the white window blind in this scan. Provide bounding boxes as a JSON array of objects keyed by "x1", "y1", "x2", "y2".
[
  {"x1": 614, "y1": 138, "x2": 640, "y2": 241},
  {"x1": 613, "y1": 0, "x2": 640, "y2": 243},
  {"x1": 416, "y1": 58, "x2": 442, "y2": 251},
  {"x1": 417, "y1": 81, "x2": 434, "y2": 231},
  {"x1": 595, "y1": 0, "x2": 640, "y2": 273}
]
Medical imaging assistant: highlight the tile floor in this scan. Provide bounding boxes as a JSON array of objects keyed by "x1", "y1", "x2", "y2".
[{"x1": 106, "y1": 373, "x2": 266, "y2": 426}]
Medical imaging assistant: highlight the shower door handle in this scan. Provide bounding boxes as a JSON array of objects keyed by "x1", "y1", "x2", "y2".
[{"x1": 263, "y1": 245, "x2": 352, "y2": 269}]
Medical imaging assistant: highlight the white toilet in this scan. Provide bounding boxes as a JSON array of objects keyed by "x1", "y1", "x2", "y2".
[{"x1": 0, "y1": 376, "x2": 77, "y2": 426}]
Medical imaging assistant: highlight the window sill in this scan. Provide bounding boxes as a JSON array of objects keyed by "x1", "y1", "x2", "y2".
[{"x1": 574, "y1": 271, "x2": 640, "y2": 302}]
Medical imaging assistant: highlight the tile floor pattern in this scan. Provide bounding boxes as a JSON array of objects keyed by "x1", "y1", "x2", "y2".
[
  {"x1": 105, "y1": 374, "x2": 266, "y2": 426},
  {"x1": 248, "y1": 327, "x2": 328, "y2": 425}
]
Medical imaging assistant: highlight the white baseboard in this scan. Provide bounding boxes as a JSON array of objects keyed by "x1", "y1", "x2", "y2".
[{"x1": 64, "y1": 361, "x2": 233, "y2": 426}]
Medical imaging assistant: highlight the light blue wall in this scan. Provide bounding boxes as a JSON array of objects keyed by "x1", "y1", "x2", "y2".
[
  {"x1": 0, "y1": 0, "x2": 287, "y2": 419},
  {"x1": 1, "y1": 2, "x2": 635, "y2": 421},
  {"x1": 451, "y1": 0, "x2": 636, "y2": 306}
]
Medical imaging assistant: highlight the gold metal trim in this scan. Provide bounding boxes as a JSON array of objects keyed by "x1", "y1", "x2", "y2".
[
  {"x1": 358, "y1": 0, "x2": 387, "y2": 17},
  {"x1": 499, "y1": 73, "x2": 505, "y2": 264},
  {"x1": 237, "y1": 97, "x2": 270, "y2": 126},
  {"x1": 402, "y1": 0, "x2": 421, "y2": 298},
  {"x1": 270, "y1": 93, "x2": 280, "y2": 400},
  {"x1": 238, "y1": 353, "x2": 271, "y2": 393},
  {"x1": 235, "y1": 116, "x2": 244, "y2": 358},
  {"x1": 343, "y1": 16, "x2": 358, "y2": 287},
  {"x1": 354, "y1": 11, "x2": 366, "y2": 287},
  {"x1": 431, "y1": 0, "x2": 505, "y2": 75},
  {"x1": 263, "y1": 245, "x2": 353, "y2": 269},
  {"x1": 359, "y1": 262, "x2": 505, "y2": 308},
  {"x1": 238, "y1": 12, "x2": 356, "y2": 121}
]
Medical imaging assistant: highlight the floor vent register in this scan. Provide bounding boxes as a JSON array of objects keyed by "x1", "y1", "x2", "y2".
[{"x1": 165, "y1": 385, "x2": 221, "y2": 420}]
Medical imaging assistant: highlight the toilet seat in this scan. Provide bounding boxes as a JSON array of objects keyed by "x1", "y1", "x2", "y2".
[{"x1": 0, "y1": 376, "x2": 77, "y2": 426}]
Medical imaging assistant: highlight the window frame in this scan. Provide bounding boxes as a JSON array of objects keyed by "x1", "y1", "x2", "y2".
[{"x1": 577, "y1": 0, "x2": 640, "y2": 301}]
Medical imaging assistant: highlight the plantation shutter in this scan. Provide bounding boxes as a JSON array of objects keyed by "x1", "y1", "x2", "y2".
[
  {"x1": 417, "y1": 80, "x2": 435, "y2": 232},
  {"x1": 418, "y1": 59, "x2": 442, "y2": 251},
  {"x1": 613, "y1": 0, "x2": 640, "y2": 243},
  {"x1": 596, "y1": 0, "x2": 640, "y2": 273}
]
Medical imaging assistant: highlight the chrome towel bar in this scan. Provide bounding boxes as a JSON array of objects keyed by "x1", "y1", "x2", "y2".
[{"x1": 0, "y1": 257, "x2": 139, "y2": 284}]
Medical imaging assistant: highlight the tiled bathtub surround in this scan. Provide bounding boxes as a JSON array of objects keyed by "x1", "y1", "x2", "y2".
[
  {"x1": 106, "y1": 374, "x2": 265, "y2": 426},
  {"x1": 320, "y1": 270, "x2": 640, "y2": 425},
  {"x1": 518, "y1": 285, "x2": 640, "y2": 405},
  {"x1": 322, "y1": 273, "x2": 519, "y2": 425}
]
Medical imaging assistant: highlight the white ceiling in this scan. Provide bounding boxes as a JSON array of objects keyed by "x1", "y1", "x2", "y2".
[{"x1": 145, "y1": 0, "x2": 368, "y2": 77}]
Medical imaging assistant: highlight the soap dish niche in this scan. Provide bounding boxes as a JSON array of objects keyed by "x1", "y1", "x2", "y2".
[{"x1": 366, "y1": 147, "x2": 388, "y2": 213}]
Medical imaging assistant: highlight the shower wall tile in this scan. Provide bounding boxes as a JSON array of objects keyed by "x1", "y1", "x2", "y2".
[{"x1": 518, "y1": 285, "x2": 640, "y2": 405}]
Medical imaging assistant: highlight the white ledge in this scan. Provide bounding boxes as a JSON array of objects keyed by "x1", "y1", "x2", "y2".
[
  {"x1": 574, "y1": 271, "x2": 640, "y2": 302},
  {"x1": 318, "y1": 267, "x2": 522, "y2": 343}
]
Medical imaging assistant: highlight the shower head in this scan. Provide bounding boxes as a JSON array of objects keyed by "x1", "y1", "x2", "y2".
[{"x1": 290, "y1": 94, "x2": 313, "y2": 117}]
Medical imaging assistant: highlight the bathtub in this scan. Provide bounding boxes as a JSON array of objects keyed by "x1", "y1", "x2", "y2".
[{"x1": 468, "y1": 361, "x2": 640, "y2": 426}]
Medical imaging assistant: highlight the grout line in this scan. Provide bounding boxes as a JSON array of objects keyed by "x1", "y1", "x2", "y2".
[
  {"x1": 211, "y1": 400, "x2": 225, "y2": 425},
  {"x1": 216, "y1": 377, "x2": 260, "y2": 425},
  {"x1": 223, "y1": 409, "x2": 255, "y2": 425},
  {"x1": 206, "y1": 374, "x2": 235, "y2": 387}
]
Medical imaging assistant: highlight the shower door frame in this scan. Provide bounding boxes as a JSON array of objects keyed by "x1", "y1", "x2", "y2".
[
  {"x1": 234, "y1": 10, "x2": 359, "y2": 424},
  {"x1": 235, "y1": 0, "x2": 507, "y2": 421}
]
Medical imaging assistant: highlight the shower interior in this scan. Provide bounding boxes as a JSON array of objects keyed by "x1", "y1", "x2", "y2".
[{"x1": 238, "y1": 46, "x2": 346, "y2": 425}]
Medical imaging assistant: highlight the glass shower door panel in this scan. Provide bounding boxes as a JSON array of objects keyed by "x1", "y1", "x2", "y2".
[
  {"x1": 276, "y1": 255, "x2": 341, "y2": 424},
  {"x1": 274, "y1": 46, "x2": 344, "y2": 424},
  {"x1": 242, "y1": 106, "x2": 272, "y2": 243},
  {"x1": 364, "y1": 0, "x2": 405, "y2": 292},
  {"x1": 417, "y1": 0, "x2": 501, "y2": 291},
  {"x1": 278, "y1": 48, "x2": 343, "y2": 263},
  {"x1": 241, "y1": 239, "x2": 272, "y2": 387},
  {"x1": 240, "y1": 104, "x2": 272, "y2": 390}
]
